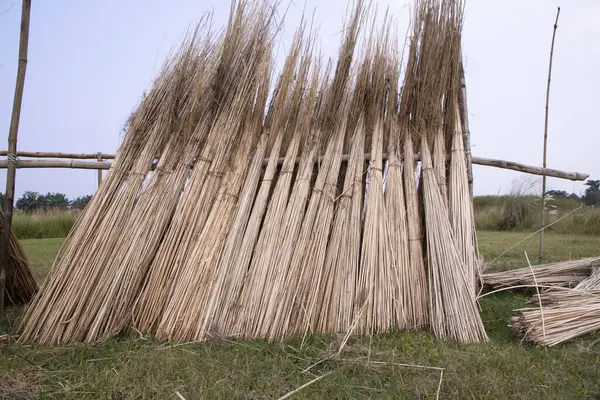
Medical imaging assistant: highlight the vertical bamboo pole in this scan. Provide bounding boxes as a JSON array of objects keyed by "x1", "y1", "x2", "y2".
[
  {"x1": 0, "y1": 0, "x2": 32, "y2": 313},
  {"x1": 457, "y1": 60, "x2": 473, "y2": 198},
  {"x1": 539, "y1": 7, "x2": 560, "y2": 265},
  {"x1": 97, "y1": 152, "x2": 103, "y2": 187}
]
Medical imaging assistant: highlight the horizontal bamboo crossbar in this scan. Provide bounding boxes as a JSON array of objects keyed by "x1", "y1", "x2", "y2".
[
  {"x1": 0, "y1": 153, "x2": 589, "y2": 181},
  {"x1": 0, "y1": 151, "x2": 115, "y2": 159}
]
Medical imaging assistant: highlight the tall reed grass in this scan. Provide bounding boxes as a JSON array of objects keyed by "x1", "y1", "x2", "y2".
[
  {"x1": 474, "y1": 196, "x2": 600, "y2": 235},
  {"x1": 12, "y1": 209, "x2": 79, "y2": 239}
]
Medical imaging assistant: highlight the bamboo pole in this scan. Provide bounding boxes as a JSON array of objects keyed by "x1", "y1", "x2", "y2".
[
  {"x1": 469, "y1": 157, "x2": 585, "y2": 181},
  {"x1": 0, "y1": 151, "x2": 115, "y2": 159},
  {"x1": 0, "y1": 0, "x2": 31, "y2": 314},
  {"x1": 96, "y1": 152, "x2": 103, "y2": 187},
  {"x1": 0, "y1": 154, "x2": 588, "y2": 181},
  {"x1": 539, "y1": 7, "x2": 560, "y2": 265},
  {"x1": 457, "y1": 60, "x2": 473, "y2": 197}
]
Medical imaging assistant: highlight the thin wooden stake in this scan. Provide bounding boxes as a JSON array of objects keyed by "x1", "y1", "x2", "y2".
[
  {"x1": 0, "y1": 0, "x2": 31, "y2": 314},
  {"x1": 96, "y1": 152, "x2": 103, "y2": 187},
  {"x1": 539, "y1": 7, "x2": 560, "y2": 265}
]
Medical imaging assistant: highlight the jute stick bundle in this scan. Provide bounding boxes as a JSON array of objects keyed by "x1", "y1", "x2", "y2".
[
  {"x1": 19, "y1": 49, "x2": 193, "y2": 343},
  {"x1": 156, "y1": 75, "x2": 269, "y2": 341},
  {"x1": 448, "y1": 101, "x2": 479, "y2": 295},
  {"x1": 17, "y1": 0, "x2": 487, "y2": 346},
  {"x1": 202, "y1": 53, "x2": 301, "y2": 335},
  {"x1": 233, "y1": 46, "x2": 318, "y2": 339},
  {"x1": 415, "y1": 0, "x2": 487, "y2": 343},
  {"x1": 316, "y1": 115, "x2": 365, "y2": 333},
  {"x1": 482, "y1": 257, "x2": 600, "y2": 289},
  {"x1": 356, "y1": 36, "x2": 398, "y2": 334},
  {"x1": 398, "y1": 23, "x2": 428, "y2": 328},
  {"x1": 133, "y1": 4, "x2": 269, "y2": 333},
  {"x1": 3, "y1": 212, "x2": 37, "y2": 306},
  {"x1": 510, "y1": 289, "x2": 600, "y2": 346},
  {"x1": 574, "y1": 267, "x2": 600, "y2": 291},
  {"x1": 271, "y1": 98, "x2": 349, "y2": 339}
]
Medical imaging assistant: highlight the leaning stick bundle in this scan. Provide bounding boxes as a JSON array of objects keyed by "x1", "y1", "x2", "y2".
[
  {"x1": 260, "y1": 6, "x2": 362, "y2": 339},
  {"x1": 270, "y1": 97, "x2": 349, "y2": 339},
  {"x1": 133, "y1": 5, "x2": 268, "y2": 334},
  {"x1": 357, "y1": 116, "x2": 397, "y2": 334},
  {"x1": 448, "y1": 101, "x2": 478, "y2": 295},
  {"x1": 19, "y1": 41, "x2": 183, "y2": 343},
  {"x1": 233, "y1": 51, "x2": 317, "y2": 339},
  {"x1": 384, "y1": 44, "x2": 415, "y2": 330},
  {"x1": 3, "y1": 212, "x2": 37, "y2": 306},
  {"x1": 421, "y1": 138, "x2": 487, "y2": 343},
  {"x1": 356, "y1": 37, "x2": 398, "y2": 334},
  {"x1": 315, "y1": 49, "x2": 371, "y2": 333},
  {"x1": 156, "y1": 66, "x2": 269, "y2": 341},
  {"x1": 482, "y1": 256, "x2": 600, "y2": 289},
  {"x1": 84, "y1": 47, "x2": 207, "y2": 341},
  {"x1": 416, "y1": 0, "x2": 487, "y2": 343},
  {"x1": 19, "y1": 51, "x2": 191, "y2": 344},
  {"x1": 509, "y1": 289, "x2": 600, "y2": 346},
  {"x1": 315, "y1": 115, "x2": 365, "y2": 333},
  {"x1": 399, "y1": 22, "x2": 428, "y2": 329},
  {"x1": 249, "y1": 82, "x2": 323, "y2": 340},
  {"x1": 204, "y1": 35, "x2": 305, "y2": 335},
  {"x1": 198, "y1": 131, "x2": 270, "y2": 337}
]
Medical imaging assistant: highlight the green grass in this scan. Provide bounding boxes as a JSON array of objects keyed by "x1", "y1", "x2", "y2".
[
  {"x1": 478, "y1": 231, "x2": 600, "y2": 272},
  {"x1": 1, "y1": 232, "x2": 600, "y2": 399},
  {"x1": 12, "y1": 211, "x2": 78, "y2": 240},
  {"x1": 474, "y1": 196, "x2": 600, "y2": 235}
]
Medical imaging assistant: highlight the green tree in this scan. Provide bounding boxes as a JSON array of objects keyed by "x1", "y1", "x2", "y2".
[
  {"x1": 584, "y1": 179, "x2": 600, "y2": 206},
  {"x1": 16, "y1": 191, "x2": 40, "y2": 212},
  {"x1": 70, "y1": 195, "x2": 92, "y2": 210},
  {"x1": 38, "y1": 192, "x2": 70, "y2": 210},
  {"x1": 546, "y1": 189, "x2": 569, "y2": 199}
]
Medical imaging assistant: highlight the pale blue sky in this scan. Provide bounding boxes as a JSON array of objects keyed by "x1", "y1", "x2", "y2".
[{"x1": 0, "y1": 0, "x2": 598, "y2": 199}]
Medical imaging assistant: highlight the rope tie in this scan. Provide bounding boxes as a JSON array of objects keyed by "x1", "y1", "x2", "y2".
[
  {"x1": 222, "y1": 192, "x2": 239, "y2": 201},
  {"x1": 7, "y1": 154, "x2": 19, "y2": 168},
  {"x1": 196, "y1": 156, "x2": 213, "y2": 164},
  {"x1": 209, "y1": 171, "x2": 225, "y2": 178}
]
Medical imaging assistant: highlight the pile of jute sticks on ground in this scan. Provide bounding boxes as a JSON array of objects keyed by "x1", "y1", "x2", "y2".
[
  {"x1": 484, "y1": 259, "x2": 600, "y2": 346},
  {"x1": 18, "y1": 0, "x2": 487, "y2": 345},
  {"x1": 483, "y1": 256, "x2": 600, "y2": 289},
  {"x1": 508, "y1": 269, "x2": 600, "y2": 346}
]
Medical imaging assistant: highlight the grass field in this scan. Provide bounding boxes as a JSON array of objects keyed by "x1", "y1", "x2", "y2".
[{"x1": 1, "y1": 232, "x2": 599, "y2": 399}]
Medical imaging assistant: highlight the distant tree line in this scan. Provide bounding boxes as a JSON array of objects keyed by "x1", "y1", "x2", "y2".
[
  {"x1": 0, "y1": 191, "x2": 92, "y2": 212},
  {"x1": 0, "y1": 179, "x2": 597, "y2": 213},
  {"x1": 546, "y1": 179, "x2": 600, "y2": 207}
]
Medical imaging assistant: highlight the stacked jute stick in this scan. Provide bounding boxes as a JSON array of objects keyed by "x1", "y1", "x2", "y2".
[
  {"x1": 483, "y1": 257, "x2": 600, "y2": 289},
  {"x1": 18, "y1": 0, "x2": 487, "y2": 345},
  {"x1": 509, "y1": 287, "x2": 600, "y2": 346},
  {"x1": 484, "y1": 257, "x2": 600, "y2": 346}
]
